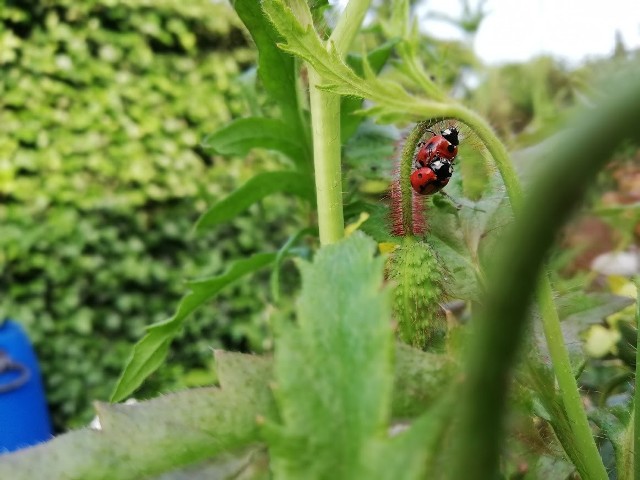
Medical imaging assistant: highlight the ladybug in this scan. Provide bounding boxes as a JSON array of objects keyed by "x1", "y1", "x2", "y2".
[
  {"x1": 415, "y1": 127, "x2": 460, "y2": 167},
  {"x1": 410, "y1": 158, "x2": 453, "y2": 195}
]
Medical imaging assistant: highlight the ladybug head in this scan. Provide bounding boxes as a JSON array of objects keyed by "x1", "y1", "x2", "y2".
[{"x1": 441, "y1": 127, "x2": 459, "y2": 147}]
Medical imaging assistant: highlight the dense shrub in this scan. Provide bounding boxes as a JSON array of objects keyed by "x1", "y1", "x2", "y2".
[{"x1": 0, "y1": 0, "x2": 299, "y2": 429}]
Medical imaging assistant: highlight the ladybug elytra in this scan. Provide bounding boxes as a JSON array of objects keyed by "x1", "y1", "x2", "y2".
[{"x1": 415, "y1": 127, "x2": 460, "y2": 167}]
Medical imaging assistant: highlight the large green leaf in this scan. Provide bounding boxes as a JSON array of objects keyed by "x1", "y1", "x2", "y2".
[
  {"x1": 265, "y1": 233, "x2": 393, "y2": 478},
  {"x1": 202, "y1": 117, "x2": 307, "y2": 164},
  {"x1": 111, "y1": 253, "x2": 276, "y2": 402},
  {"x1": 264, "y1": 233, "x2": 442, "y2": 479},
  {"x1": 195, "y1": 171, "x2": 315, "y2": 231},
  {"x1": 2, "y1": 344, "x2": 452, "y2": 479},
  {"x1": 0, "y1": 352, "x2": 274, "y2": 480},
  {"x1": 427, "y1": 173, "x2": 513, "y2": 301}
]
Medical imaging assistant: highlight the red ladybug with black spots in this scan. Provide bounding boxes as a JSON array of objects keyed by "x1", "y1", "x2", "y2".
[
  {"x1": 415, "y1": 127, "x2": 460, "y2": 167},
  {"x1": 410, "y1": 157, "x2": 453, "y2": 195}
]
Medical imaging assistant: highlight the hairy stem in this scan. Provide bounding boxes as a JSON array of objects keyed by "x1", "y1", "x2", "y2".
[
  {"x1": 536, "y1": 275, "x2": 607, "y2": 479},
  {"x1": 398, "y1": 122, "x2": 430, "y2": 235}
]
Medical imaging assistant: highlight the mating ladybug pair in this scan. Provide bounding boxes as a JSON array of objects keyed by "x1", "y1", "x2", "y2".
[{"x1": 410, "y1": 127, "x2": 459, "y2": 195}]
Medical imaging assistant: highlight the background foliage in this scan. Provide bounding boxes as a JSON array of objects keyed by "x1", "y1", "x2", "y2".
[{"x1": 0, "y1": 0, "x2": 303, "y2": 429}]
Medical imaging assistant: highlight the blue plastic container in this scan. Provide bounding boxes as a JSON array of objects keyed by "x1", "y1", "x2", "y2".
[{"x1": 0, "y1": 319, "x2": 53, "y2": 453}]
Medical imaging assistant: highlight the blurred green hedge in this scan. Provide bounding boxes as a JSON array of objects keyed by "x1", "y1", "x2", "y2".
[{"x1": 0, "y1": 0, "x2": 297, "y2": 430}]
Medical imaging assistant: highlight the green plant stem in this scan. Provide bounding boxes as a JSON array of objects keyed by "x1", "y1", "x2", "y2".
[
  {"x1": 448, "y1": 70, "x2": 640, "y2": 480},
  {"x1": 307, "y1": 75, "x2": 345, "y2": 244},
  {"x1": 635, "y1": 279, "x2": 640, "y2": 480},
  {"x1": 295, "y1": 0, "x2": 371, "y2": 244}
]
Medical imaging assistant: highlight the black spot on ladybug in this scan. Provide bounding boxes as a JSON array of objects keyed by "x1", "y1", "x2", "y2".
[
  {"x1": 447, "y1": 144, "x2": 455, "y2": 152},
  {"x1": 418, "y1": 173, "x2": 423, "y2": 178}
]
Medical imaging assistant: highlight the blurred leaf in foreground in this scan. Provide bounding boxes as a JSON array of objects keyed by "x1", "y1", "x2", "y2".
[{"x1": 264, "y1": 233, "x2": 441, "y2": 479}]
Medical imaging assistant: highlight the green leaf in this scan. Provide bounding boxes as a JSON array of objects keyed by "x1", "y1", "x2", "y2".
[
  {"x1": 1, "y1": 352, "x2": 274, "y2": 480},
  {"x1": 232, "y1": 0, "x2": 300, "y2": 127},
  {"x1": 342, "y1": 41, "x2": 397, "y2": 141},
  {"x1": 3, "y1": 340, "x2": 452, "y2": 479},
  {"x1": 265, "y1": 233, "x2": 401, "y2": 479},
  {"x1": 428, "y1": 227, "x2": 481, "y2": 302},
  {"x1": 111, "y1": 253, "x2": 276, "y2": 402},
  {"x1": 202, "y1": 117, "x2": 306, "y2": 165},
  {"x1": 195, "y1": 171, "x2": 315, "y2": 231},
  {"x1": 262, "y1": 0, "x2": 411, "y2": 104},
  {"x1": 261, "y1": 0, "x2": 462, "y2": 124}
]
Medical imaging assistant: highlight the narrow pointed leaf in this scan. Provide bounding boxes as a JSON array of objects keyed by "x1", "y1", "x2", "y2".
[
  {"x1": 111, "y1": 253, "x2": 276, "y2": 402},
  {"x1": 196, "y1": 171, "x2": 314, "y2": 231}
]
